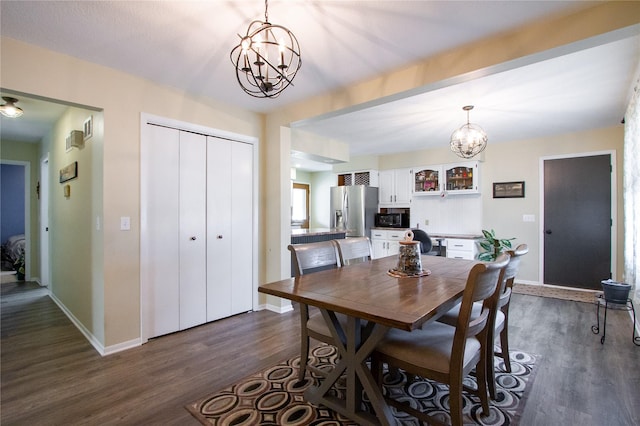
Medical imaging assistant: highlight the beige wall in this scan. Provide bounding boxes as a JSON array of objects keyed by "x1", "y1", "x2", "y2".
[
  {"x1": 44, "y1": 106, "x2": 105, "y2": 343},
  {"x1": 0, "y1": 139, "x2": 40, "y2": 280},
  {"x1": 1, "y1": 1, "x2": 637, "y2": 350},
  {"x1": 326, "y1": 126, "x2": 623, "y2": 283},
  {"x1": 264, "y1": 1, "x2": 639, "y2": 294},
  {"x1": 1, "y1": 37, "x2": 261, "y2": 350}
]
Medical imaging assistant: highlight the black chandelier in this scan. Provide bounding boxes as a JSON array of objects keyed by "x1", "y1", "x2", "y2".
[
  {"x1": 230, "y1": 0, "x2": 302, "y2": 98},
  {"x1": 450, "y1": 105, "x2": 488, "y2": 159}
]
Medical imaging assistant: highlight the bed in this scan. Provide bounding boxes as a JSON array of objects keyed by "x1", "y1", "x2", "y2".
[{"x1": 1, "y1": 234, "x2": 25, "y2": 271}]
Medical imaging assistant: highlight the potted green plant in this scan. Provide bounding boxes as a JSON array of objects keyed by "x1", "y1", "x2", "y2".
[
  {"x1": 13, "y1": 248, "x2": 25, "y2": 281},
  {"x1": 478, "y1": 229, "x2": 515, "y2": 261}
]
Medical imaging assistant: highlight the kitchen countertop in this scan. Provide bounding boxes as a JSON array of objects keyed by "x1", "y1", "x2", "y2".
[
  {"x1": 291, "y1": 228, "x2": 347, "y2": 236},
  {"x1": 430, "y1": 233, "x2": 483, "y2": 240},
  {"x1": 372, "y1": 228, "x2": 482, "y2": 240}
]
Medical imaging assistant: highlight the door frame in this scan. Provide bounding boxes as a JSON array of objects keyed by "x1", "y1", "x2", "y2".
[
  {"x1": 139, "y1": 113, "x2": 259, "y2": 343},
  {"x1": 40, "y1": 154, "x2": 50, "y2": 288},
  {"x1": 539, "y1": 150, "x2": 617, "y2": 285}
]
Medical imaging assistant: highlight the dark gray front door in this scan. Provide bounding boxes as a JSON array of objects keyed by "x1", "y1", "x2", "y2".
[{"x1": 543, "y1": 154, "x2": 611, "y2": 290}]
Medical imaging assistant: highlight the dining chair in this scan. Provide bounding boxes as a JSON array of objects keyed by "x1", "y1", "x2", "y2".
[
  {"x1": 333, "y1": 237, "x2": 373, "y2": 266},
  {"x1": 288, "y1": 240, "x2": 345, "y2": 381},
  {"x1": 437, "y1": 244, "x2": 529, "y2": 399},
  {"x1": 410, "y1": 228, "x2": 433, "y2": 254},
  {"x1": 371, "y1": 253, "x2": 509, "y2": 426}
]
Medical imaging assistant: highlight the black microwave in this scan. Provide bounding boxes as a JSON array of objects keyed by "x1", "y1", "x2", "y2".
[{"x1": 375, "y1": 213, "x2": 409, "y2": 228}]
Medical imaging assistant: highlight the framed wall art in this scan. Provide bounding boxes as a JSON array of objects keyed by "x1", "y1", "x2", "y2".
[
  {"x1": 60, "y1": 161, "x2": 78, "y2": 183},
  {"x1": 493, "y1": 181, "x2": 525, "y2": 198}
]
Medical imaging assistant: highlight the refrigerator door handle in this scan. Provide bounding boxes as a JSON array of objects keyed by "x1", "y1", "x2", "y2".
[{"x1": 343, "y1": 191, "x2": 349, "y2": 228}]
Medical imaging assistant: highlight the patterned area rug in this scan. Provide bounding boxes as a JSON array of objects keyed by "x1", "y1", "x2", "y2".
[
  {"x1": 187, "y1": 344, "x2": 537, "y2": 425},
  {"x1": 512, "y1": 283, "x2": 599, "y2": 304}
]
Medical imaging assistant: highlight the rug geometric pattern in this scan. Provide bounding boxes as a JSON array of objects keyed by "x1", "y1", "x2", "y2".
[{"x1": 187, "y1": 344, "x2": 537, "y2": 425}]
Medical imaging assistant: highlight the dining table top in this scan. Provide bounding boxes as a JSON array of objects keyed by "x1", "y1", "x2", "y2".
[{"x1": 259, "y1": 255, "x2": 479, "y2": 331}]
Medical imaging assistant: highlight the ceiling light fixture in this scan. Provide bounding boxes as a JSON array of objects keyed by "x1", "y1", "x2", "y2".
[
  {"x1": 230, "y1": 0, "x2": 301, "y2": 98},
  {"x1": 0, "y1": 97, "x2": 24, "y2": 118},
  {"x1": 450, "y1": 105, "x2": 488, "y2": 159}
]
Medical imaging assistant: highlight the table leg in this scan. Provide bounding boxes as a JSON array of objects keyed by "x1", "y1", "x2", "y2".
[{"x1": 304, "y1": 308, "x2": 394, "y2": 426}]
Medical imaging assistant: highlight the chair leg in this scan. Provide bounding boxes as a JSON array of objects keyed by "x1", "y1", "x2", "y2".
[
  {"x1": 298, "y1": 305, "x2": 310, "y2": 381},
  {"x1": 476, "y1": 350, "x2": 490, "y2": 416},
  {"x1": 486, "y1": 346, "x2": 497, "y2": 400},
  {"x1": 449, "y1": 380, "x2": 464, "y2": 426},
  {"x1": 499, "y1": 323, "x2": 511, "y2": 373}
]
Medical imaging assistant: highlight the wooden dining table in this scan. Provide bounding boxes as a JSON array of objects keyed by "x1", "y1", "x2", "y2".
[{"x1": 258, "y1": 254, "x2": 478, "y2": 426}]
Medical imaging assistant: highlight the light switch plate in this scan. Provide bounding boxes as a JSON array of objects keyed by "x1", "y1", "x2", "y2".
[{"x1": 120, "y1": 216, "x2": 131, "y2": 231}]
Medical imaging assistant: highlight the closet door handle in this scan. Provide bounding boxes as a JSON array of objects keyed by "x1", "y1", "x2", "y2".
[
  {"x1": 217, "y1": 235, "x2": 223, "y2": 239},
  {"x1": 190, "y1": 236, "x2": 197, "y2": 241}
]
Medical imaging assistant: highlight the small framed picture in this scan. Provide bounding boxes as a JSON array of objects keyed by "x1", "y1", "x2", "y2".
[
  {"x1": 60, "y1": 161, "x2": 78, "y2": 183},
  {"x1": 493, "y1": 181, "x2": 525, "y2": 198}
]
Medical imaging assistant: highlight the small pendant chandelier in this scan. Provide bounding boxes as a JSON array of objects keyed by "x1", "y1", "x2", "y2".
[
  {"x1": 450, "y1": 105, "x2": 488, "y2": 159},
  {"x1": 230, "y1": 0, "x2": 302, "y2": 98}
]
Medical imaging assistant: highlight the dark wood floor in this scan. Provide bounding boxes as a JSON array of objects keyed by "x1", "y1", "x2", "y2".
[{"x1": 1, "y1": 280, "x2": 639, "y2": 425}]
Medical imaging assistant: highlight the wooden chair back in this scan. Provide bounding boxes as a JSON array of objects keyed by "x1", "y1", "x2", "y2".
[
  {"x1": 498, "y1": 244, "x2": 529, "y2": 308},
  {"x1": 455, "y1": 253, "x2": 510, "y2": 346},
  {"x1": 334, "y1": 237, "x2": 372, "y2": 266},
  {"x1": 288, "y1": 240, "x2": 341, "y2": 277}
]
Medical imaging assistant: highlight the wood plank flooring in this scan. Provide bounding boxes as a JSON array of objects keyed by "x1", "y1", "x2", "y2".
[{"x1": 2, "y1": 281, "x2": 639, "y2": 425}]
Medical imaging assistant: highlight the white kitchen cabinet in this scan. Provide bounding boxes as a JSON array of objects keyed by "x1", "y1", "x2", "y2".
[
  {"x1": 141, "y1": 124, "x2": 253, "y2": 339},
  {"x1": 379, "y1": 168, "x2": 413, "y2": 207},
  {"x1": 444, "y1": 161, "x2": 480, "y2": 194},
  {"x1": 445, "y1": 238, "x2": 479, "y2": 260},
  {"x1": 371, "y1": 229, "x2": 406, "y2": 259},
  {"x1": 413, "y1": 166, "x2": 443, "y2": 195}
]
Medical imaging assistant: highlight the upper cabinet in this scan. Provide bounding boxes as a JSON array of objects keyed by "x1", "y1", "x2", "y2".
[
  {"x1": 337, "y1": 169, "x2": 378, "y2": 187},
  {"x1": 379, "y1": 168, "x2": 413, "y2": 207},
  {"x1": 413, "y1": 161, "x2": 480, "y2": 196},
  {"x1": 413, "y1": 167, "x2": 443, "y2": 195},
  {"x1": 444, "y1": 161, "x2": 479, "y2": 194}
]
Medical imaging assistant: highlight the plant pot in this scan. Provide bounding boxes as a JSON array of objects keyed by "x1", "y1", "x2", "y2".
[{"x1": 601, "y1": 280, "x2": 630, "y2": 303}]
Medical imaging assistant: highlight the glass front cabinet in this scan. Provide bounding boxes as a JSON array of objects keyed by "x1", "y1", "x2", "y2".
[
  {"x1": 444, "y1": 161, "x2": 479, "y2": 194},
  {"x1": 414, "y1": 161, "x2": 480, "y2": 195},
  {"x1": 413, "y1": 167, "x2": 442, "y2": 195}
]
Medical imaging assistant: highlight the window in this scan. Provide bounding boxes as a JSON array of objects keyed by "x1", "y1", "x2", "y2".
[{"x1": 291, "y1": 183, "x2": 310, "y2": 229}]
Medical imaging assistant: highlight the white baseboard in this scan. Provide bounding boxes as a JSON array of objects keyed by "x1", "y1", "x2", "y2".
[
  {"x1": 48, "y1": 291, "x2": 107, "y2": 355},
  {"x1": 48, "y1": 291, "x2": 141, "y2": 356},
  {"x1": 259, "y1": 302, "x2": 294, "y2": 314}
]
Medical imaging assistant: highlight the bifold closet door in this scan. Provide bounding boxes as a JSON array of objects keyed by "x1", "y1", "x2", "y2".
[
  {"x1": 142, "y1": 124, "x2": 180, "y2": 338},
  {"x1": 178, "y1": 131, "x2": 207, "y2": 329},
  {"x1": 206, "y1": 137, "x2": 253, "y2": 321}
]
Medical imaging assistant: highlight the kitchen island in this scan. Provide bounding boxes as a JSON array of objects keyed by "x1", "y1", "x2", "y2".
[{"x1": 290, "y1": 228, "x2": 347, "y2": 244}]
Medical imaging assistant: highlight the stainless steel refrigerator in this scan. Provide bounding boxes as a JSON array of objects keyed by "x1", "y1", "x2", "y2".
[{"x1": 330, "y1": 185, "x2": 379, "y2": 237}]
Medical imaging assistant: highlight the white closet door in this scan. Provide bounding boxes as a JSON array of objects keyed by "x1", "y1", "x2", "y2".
[
  {"x1": 178, "y1": 131, "x2": 208, "y2": 329},
  {"x1": 141, "y1": 124, "x2": 180, "y2": 338},
  {"x1": 206, "y1": 137, "x2": 233, "y2": 321},
  {"x1": 230, "y1": 141, "x2": 253, "y2": 314}
]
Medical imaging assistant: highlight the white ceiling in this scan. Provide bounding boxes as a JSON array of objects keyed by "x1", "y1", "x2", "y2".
[{"x1": 1, "y1": 1, "x2": 639, "y2": 170}]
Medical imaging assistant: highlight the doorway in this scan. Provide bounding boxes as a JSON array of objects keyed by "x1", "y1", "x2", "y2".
[{"x1": 542, "y1": 153, "x2": 614, "y2": 290}]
